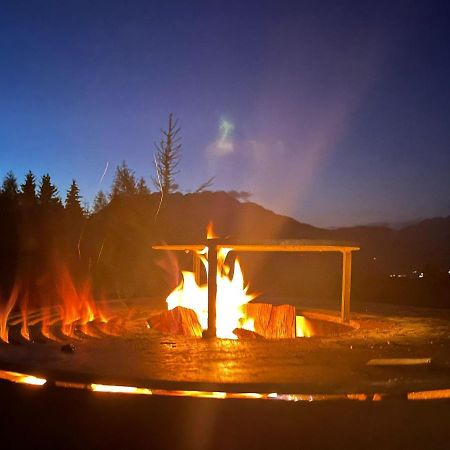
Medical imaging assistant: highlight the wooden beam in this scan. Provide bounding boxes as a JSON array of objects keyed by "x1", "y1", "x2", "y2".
[
  {"x1": 341, "y1": 251, "x2": 352, "y2": 323},
  {"x1": 203, "y1": 241, "x2": 218, "y2": 338},
  {"x1": 217, "y1": 244, "x2": 360, "y2": 253},
  {"x1": 367, "y1": 358, "x2": 431, "y2": 366},
  {"x1": 152, "y1": 243, "x2": 360, "y2": 253},
  {"x1": 152, "y1": 244, "x2": 205, "y2": 252},
  {"x1": 192, "y1": 252, "x2": 201, "y2": 284}
]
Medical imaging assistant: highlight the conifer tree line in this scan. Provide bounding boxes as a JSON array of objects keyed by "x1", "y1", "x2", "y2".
[
  {"x1": 1, "y1": 113, "x2": 227, "y2": 215},
  {"x1": 0, "y1": 113, "x2": 255, "y2": 215},
  {"x1": 0, "y1": 170, "x2": 83, "y2": 211},
  {"x1": 0, "y1": 163, "x2": 156, "y2": 215},
  {"x1": 0, "y1": 165, "x2": 150, "y2": 214}
]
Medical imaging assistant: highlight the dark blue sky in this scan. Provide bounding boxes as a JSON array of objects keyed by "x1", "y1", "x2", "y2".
[{"x1": 1, "y1": 0, "x2": 449, "y2": 227}]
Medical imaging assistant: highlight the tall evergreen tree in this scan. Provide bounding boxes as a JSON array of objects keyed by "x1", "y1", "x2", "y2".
[
  {"x1": 137, "y1": 177, "x2": 150, "y2": 195},
  {"x1": 65, "y1": 179, "x2": 84, "y2": 216},
  {"x1": 1, "y1": 170, "x2": 19, "y2": 200},
  {"x1": 152, "y1": 113, "x2": 181, "y2": 194},
  {"x1": 110, "y1": 161, "x2": 138, "y2": 198},
  {"x1": 38, "y1": 174, "x2": 61, "y2": 205},
  {"x1": 93, "y1": 190, "x2": 108, "y2": 213},
  {"x1": 20, "y1": 170, "x2": 37, "y2": 204}
]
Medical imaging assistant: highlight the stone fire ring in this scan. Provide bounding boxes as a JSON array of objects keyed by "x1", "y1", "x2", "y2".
[{"x1": 0, "y1": 299, "x2": 449, "y2": 398}]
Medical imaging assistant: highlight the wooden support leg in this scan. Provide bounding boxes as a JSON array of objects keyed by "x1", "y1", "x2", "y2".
[
  {"x1": 341, "y1": 251, "x2": 352, "y2": 323},
  {"x1": 204, "y1": 242, "x2": 218, "y2": 338},
  {"x1": 192, "y1": 252, "x2": 201, "y2": 285}
]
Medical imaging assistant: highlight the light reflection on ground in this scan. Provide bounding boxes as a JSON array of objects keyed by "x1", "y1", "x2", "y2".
[{"x1": 1, "y1": 369, "x2": 449, "y2": 401}]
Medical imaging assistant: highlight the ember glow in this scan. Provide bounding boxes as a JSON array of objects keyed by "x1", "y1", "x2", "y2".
[{"x1": 0, "y1": 265, "x2": 118, "y2": 344}]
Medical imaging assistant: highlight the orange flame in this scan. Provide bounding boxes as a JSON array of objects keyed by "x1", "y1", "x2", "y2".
[
  {"x1": 166, "y1": 224, "x2": 257, "y2": 338},
  {"x1": 206, "y1": 221, "x2": 219, "y2": 240},
  {"x1": 20, "y1": 293, "x2": 30, "y2": 341},
  {"x1": 296, "y1": 315, "x2": 312, "y2": 337},
  {"x1": 0, "y1": 285, "x2": 18, "y2": 343},
  {"x1": 0, "y1": 265, "x2": 118, "y2": 344}
]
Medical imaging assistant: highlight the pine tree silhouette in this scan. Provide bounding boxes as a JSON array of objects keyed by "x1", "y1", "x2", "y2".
[
  {"x1": 110, "y1": 161, "x2": 138, "y2": 198},
  {"x1": 1, "y1": 171, "x2": 19, "y2": 200},
  {"x1": 38, "y1": 174, "x2": 61, "y2": 205},
  {"x1": 152, "y1": 113, "x2": 181, "y2": 194},
  {"x1": 93, "y1": 190, "x2": 108, "y2": 212},
  {"x1": 137, "y1": 177, "x2": 150, "y2": 195},
  {"x1": 65, "y1": 179, "x2": 84, "y2": 216},
  {"x1": 20, "y1": 170, "x2": 37, "y2": 204}
]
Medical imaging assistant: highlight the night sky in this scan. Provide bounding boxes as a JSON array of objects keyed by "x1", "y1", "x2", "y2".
[{"x1": 1, "y1": 0, "x2": 449, "y2": 227}]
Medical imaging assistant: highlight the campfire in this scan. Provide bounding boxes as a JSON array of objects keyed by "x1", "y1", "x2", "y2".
[{"x1": 149, "y1": 224, "x2": 319, "y2": 339}]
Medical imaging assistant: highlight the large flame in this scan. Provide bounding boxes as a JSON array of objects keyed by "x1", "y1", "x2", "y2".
[{"x1": 166, "y1": 227, "x2": 256, "y2": 339}]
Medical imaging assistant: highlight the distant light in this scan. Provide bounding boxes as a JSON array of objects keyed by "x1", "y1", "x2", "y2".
[{"x1": 419, "y1": 273, "x2": 424, "y2": 278}]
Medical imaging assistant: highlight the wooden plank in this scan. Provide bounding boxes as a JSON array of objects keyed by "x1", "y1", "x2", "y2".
[
  {"x1": 153, "y1": 244, "x2": 360, "y2": 253},
  {"x1": 367, "y1": 358, "x2": 431, "y2": 366},
  {"x1": 218, "y1": 244, "x2": 359, "y2": 252},
  {"x1": 152, "y1": 244, "x2": 205, "y2": 252},
  {"x1": 152, "y1": 239, "x2": 360, "y2": 253},
  {"x1": 341, "y1": 251, "x2": 352, "y2": 323},
  {"x1": 192, "y1": 253, "x2": 201, "y2": 284},
  {"x1": 204, "y1": 242, "x2": 218, "y2": 338}
]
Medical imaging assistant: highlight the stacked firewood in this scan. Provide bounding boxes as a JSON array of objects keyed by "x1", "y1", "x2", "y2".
[{"x1": 148, "y1": 303, "x2": 296, "y2": 339}]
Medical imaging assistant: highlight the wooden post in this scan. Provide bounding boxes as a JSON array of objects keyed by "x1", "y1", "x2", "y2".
[
  {"x1": 204, "y1": 241, "x2": 218, "y2": 338},
  {"x1": 192, "y1": 252, "x2": 201, "y2": 284},
  {"x1": 341, "y1": 250, "x2": 352, "y2": 323}
]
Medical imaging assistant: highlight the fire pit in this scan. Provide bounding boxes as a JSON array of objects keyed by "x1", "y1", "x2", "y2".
[{"x1": 0, "y1": 234, "x2": 449, "y2": 402}]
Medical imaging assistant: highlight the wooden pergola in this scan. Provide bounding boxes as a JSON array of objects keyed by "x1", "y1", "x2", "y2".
[{"x1": 152, "y1": 239, "x2": 360, "y2": 337}]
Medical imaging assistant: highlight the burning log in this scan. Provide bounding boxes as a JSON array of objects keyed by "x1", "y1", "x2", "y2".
[
  {"x1": 243, "y1": 303, "x2": 296, "y2": 339},
  {"x1": 148, "y1": 304, "x2": 296, "y2": 339},
  {"x1": 148, "y1": 306, "x2": 202, "y2": 337}
]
